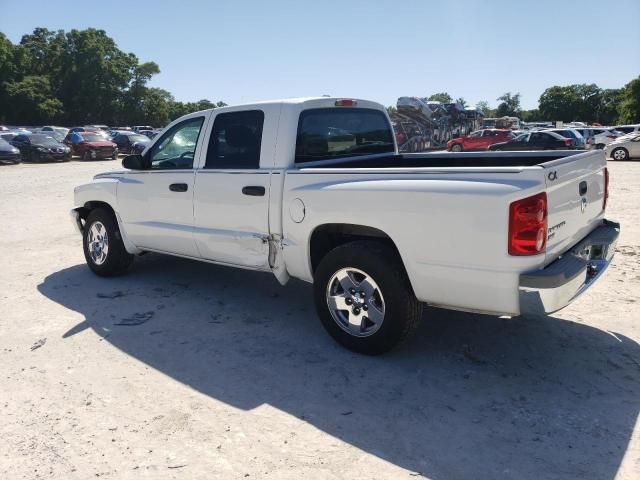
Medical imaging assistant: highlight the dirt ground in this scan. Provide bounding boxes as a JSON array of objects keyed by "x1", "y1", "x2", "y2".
[{"x1": 0, "y1": 157, "x2": 638, "y2": 480}]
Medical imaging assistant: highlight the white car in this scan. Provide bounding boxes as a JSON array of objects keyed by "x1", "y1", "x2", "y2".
[
  {"x1": 604, "y1": 133, "x2": 640, "y2": 160},
  {"x1": 613, "y1": 124, "x2": 640, "y2": 136},
  {"x1": 71, "y1": 97, "x2": 619, "y2": 354}
]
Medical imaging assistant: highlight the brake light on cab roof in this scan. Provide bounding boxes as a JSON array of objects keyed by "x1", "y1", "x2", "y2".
[{"x1": 335, "y1": 99, "x2": 357, "y2": 107}]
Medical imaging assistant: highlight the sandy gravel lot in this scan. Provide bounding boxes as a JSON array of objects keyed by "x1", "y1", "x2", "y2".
[{"x1": 0, "y1": 158, "x2": 638, "y2": 480}]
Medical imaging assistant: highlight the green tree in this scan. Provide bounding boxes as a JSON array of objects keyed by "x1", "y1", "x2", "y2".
[
  {"x1": 617, "y1": 76, "x2": 640, "y2": 124},
  {"x1": 427, "y1": 92, "x2": 453, "y2": 103},
  {"x1": 495, "y1": 92, "x2": 521, "y2": 117},
  {"x1": 520, "y1": 109, "x2": 541, "y2": 122},
  {"x1": 475, "y1": 100, "x2": 493, "y2": 117},
  {"x1": 598, "y1": 88, "x2": 623, "y2": 125},
  {"x1": 455, "y1": 97, "x2": 467, "y2": 108},
  {"x1": 5, "y1": 75, "x2": 63, "y2": 123}
]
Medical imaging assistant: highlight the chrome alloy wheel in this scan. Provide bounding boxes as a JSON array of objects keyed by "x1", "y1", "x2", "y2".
[
  {"x1": 326, "y1": 267, "x2": 385, "y2": 337},
  {"x1": 87, "y1": 221, "x2": 109, "y2": 265}
]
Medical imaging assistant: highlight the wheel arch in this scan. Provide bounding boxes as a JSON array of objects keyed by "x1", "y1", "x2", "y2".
[
  {"x1": 75, "y1": 200, "x2": 141, "y2": 254},
  {"x1": 611, "y1": 146, "x2": 629, "y2": 159},
  {"x1": 309, "y1": 223, "x2": 402, "y2": 274}
]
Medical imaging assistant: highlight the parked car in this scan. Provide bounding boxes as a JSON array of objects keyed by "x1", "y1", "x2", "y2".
[
  {"x1": 138, "y1": 129, "x2": 157, "y2": 139},
  {"x1": 604, "y1": 133, "x2": 640, "y2": 161},
  {"x1": 489, "y1": 131, "x2": 575, "y2": 150},
  {"x1": 40, "y1": 126, "x2": 70, "y2": 137},
  {"x1": 10, "y1": 133, "x2": 71, "y2": 162},
  {"x1": 583, "y1": 128, "x2": 622, "y2": 149},
  {"x1": 87, "y1": 124, "x2": 110, "y2": 131},
  {"x1": 0, "y1": 132, "x2": 18, "y2": 142},
  {"x1": 543, "y1": 128, "x2": 586, "y2": 148},
  {"x1": 0, "y1": 138, "x2": 22, "y2": 164},
  {"x1": 71, "y1": 97, "x2": 618, "y2": 354},
  {"x1": 64, "y1": 131, "x2": 118, "y2": 160},
  {"x1": 613, "y1": 124, "x2": 640, "y2": 136},
  {"x1": 131, "y1": 140, "x2": 151, "y2": 154},
  {"x1": 111, "y1": 131, "x2": 151, "y2": 154},
  {"x1": 447, "y1": 129, "x2": 514, "y2": 151},
  {"x1": 0, "y1": 125, "x2": 9, "y2": 132},
  {"x1": 132, "y1": 125, "x2": 153, "y2": 133}
]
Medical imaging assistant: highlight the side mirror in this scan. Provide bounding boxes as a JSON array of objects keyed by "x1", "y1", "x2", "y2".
[{"x1": 122, "y1": 154, "x2": 150, "y2": 170}]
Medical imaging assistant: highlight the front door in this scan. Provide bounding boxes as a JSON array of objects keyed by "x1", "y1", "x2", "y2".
[
  {"x1": 193, "y1": 107, "x2": 276, "y2": 269},
  {"x1": 117, "y1": 115, "x2": 208, "y2": 257}
]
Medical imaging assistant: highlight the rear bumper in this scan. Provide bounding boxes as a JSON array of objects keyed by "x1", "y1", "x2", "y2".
[{"x1": 519, "y1": 219, "x2": 620, "y2": 315}]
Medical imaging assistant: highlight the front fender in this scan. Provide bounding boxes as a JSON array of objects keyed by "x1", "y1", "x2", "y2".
[{"x1": 72, "y1": 176, "x2": 142, "y2": 254}]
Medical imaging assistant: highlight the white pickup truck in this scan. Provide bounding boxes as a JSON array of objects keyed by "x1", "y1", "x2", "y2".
[{"x1": 71, "y1": 97, "x2": 619, "y2": 354}]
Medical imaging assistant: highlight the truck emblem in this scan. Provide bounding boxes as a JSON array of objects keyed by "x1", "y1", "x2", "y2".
[
  {"x1": 581, "y1": 197, "x2": 587, "y2": 213},
  {"x1": 548, "y1": 171, "x2": 558, "y2": 181}
]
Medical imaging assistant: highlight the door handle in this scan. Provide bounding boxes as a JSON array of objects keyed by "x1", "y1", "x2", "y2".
[
  {"x1": 579, "y1": 181, "x2": 587, "y2": 196},
  {"x1": 242, "y1": 186, "x2": 265, "y2": 196},
  {"x1": 169, "y1": 183, "x2": 188, "y2": 192}
]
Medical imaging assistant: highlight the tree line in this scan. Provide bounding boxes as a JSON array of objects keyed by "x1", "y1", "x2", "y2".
[
  {"x1": 0, "y1": 28, "x2": 226, "y2": 126},
  {"x1": 414, "y1": 78, "x2": 640, "y2": 125}
]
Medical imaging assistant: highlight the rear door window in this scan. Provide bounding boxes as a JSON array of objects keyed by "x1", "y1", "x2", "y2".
[
  {"x1": 205, "y1": 110, "x2": 264, "y2": 169},
  {"x1": 295, "y1": 108, "x2": 394, "y2": 163}
]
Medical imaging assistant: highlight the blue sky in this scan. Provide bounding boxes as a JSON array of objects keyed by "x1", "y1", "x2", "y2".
[{"x1": 1, "y1": 0, "x2": 639, "y2": 110}]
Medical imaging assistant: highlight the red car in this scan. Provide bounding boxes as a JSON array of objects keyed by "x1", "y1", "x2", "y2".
[
  {"x1": 447, "y1": 129, "x2": 514, "y2": 152},
  {"x1": 64, "y1": 131, "x2": 118, "y2": 160}
]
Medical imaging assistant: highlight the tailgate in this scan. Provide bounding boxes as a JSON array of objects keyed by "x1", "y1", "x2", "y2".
[{"x1": 543, "y1": 151, "x2": 606, "y2": 264}]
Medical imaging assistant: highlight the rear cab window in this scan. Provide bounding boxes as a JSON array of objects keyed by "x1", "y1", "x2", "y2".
[{"x1": 295, "y1": 108, "x2": 394, "y2": 164}]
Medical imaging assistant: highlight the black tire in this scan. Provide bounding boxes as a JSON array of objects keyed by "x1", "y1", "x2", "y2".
[
  {"x1": 82, "y1": 150, "x2": 92, "y2": 161},
  {"x1": 611, "y1": 147, "x2": 629, "y2": 161},
  {"x1": 450, "y1": 144, "x2": 463, "y2": 152},
  {"x1": 31, "y1": 150, "x2": 40, "y2": 162},
  {"x1": 83, "y1": 208, "x2": 134, "y2": 276},
  {"x1": 313, "y1": 240, "x2": 422, "y2": 355}
]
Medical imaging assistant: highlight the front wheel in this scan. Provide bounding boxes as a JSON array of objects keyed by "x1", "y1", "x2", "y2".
[
  {"x1": 450, "y1": 144, "x2": 463, "y2": 152},
  {"x1": 611, "y1": 147, "x2": 629, "y2": 161},
  {"x1": 83, "y1": 208, "x2": 134, "y2": 276},
  {"x1": 314, "y1": 241, "x2": 422, "y2": 355},
  {"x1": 82, "y1": 150, "x2": 92, "y2": 161}
]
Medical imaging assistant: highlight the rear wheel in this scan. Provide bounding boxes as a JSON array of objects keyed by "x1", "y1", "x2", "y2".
[
  {"x1": 314, "y1": 240, "x2": 422, "y2": 355},
  {"x1": 611, "y1": 147, "x2": 629, "y2": 161},
  {"x1": 83, "y1": 208, "x2": 133, "y2": 276}
]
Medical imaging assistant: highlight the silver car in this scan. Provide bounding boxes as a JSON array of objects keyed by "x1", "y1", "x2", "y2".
[{"x1": 604, "y1": 133, "x2": 640, "y2": 160}]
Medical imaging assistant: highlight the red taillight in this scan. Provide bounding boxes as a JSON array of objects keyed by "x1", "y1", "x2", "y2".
[
  {"x1": 603, "y1": 167, "x2": 609, "y2": 211},
  {"x1": 334, "y1": 99, "x2": 357, "y2": 107},
  {"x1": 563, "y1": 139, "x2": 571, "y2": 146},
  {"x1": 508, "y1": 192, "x2": 548, "y2": 256},
  {"x1": 606, "y1": 134, "x2": 617, "y2": 139}
]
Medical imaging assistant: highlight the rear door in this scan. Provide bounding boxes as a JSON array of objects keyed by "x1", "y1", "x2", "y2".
[
  {"x1": 543, "y1": 151, "x2": 606, "y2": 263},
  {"x1": 192, "y1": 106, "x2": 279, "y2": 269}
]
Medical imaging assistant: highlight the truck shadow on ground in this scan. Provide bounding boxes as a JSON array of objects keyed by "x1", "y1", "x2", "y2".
[{"x1": 39, "y1": 254, "x2": 639, "y2": 480}]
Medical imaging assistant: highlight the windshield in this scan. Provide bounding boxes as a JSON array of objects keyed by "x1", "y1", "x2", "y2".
[
  {"x1": 295, "y1": 108, "x2": 394, "y2": 163},
  {"x1": 82, "y1": 134, "x2": 105, "y2": 142},
  {"x1": 30, "y1": 134, "x2": 59, "y2": 145}
]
